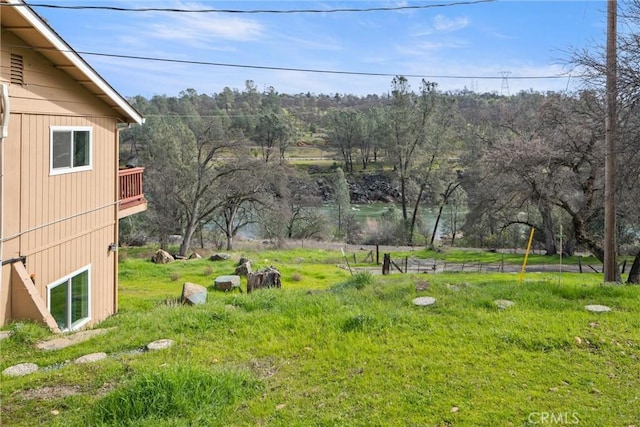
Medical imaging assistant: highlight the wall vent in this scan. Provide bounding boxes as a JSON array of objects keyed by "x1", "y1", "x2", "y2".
[{"x1": 10, "y1": 54, "x2": 24, "y2": 85}]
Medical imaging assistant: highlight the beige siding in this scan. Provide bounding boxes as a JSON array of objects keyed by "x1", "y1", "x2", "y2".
[
  {"x1": 23, "y1": 227, "x2": 117, "y2": 328},
  {"x1": 1, "y1": 30, "x2": 122, "y2": 328},
  {"x1": 1, "y1": 30, "x2": 116, "y2": 119}
]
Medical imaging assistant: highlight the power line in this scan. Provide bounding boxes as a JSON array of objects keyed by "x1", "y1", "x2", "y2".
[
  {"x1": 7, "y1": 43, "x2": 573, "y2": 81},
  {"x1": 78, "y1": 51, "x2": 577, "y2": 81},
  {"x1": 10, "y1": 0, "x2": 496, "y2": 14}
]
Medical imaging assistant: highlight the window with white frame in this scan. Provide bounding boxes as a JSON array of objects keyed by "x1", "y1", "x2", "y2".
[
  {"x1": 50, "y1": 126, "x2": 92, "y2": 174},
  {"x1": 47, "y1": 266, "x2": 91, "y2": 331}
]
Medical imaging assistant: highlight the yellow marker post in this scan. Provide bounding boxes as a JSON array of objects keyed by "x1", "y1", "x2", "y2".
[{"x1": 519, "y1": 228, "x2": 535, "y2": 284}]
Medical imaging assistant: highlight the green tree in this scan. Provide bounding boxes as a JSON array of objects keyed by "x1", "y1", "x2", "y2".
[
  {"x1": 386, "y1": 77, "x2": 437, "y2": 225},
  {"x1": 326, "y1": 109, "x2": 364, "y2": 171},
  {"x1": 333, "y1": 167, "x2": 350, "y2": 234}
]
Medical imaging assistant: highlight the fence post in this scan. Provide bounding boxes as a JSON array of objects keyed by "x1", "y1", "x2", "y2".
[{"x1": 382, "y1": 253, "x2": 390, "y2": 275}]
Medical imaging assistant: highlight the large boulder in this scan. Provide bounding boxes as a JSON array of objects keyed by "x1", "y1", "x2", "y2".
[
  {"x1": 210, "y1": 253, "x2": 230, "y2": 261},
  {"x1": 151, "y1": 249, "x2": 174, "y2": 264},
  {"x1": 214, "y1": 275, "x2": 242, "y2": 292},
  {"x1": 181, "y1": 282, "x2": 208, "y2": 305}
]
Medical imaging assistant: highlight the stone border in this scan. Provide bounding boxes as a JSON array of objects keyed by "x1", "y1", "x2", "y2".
[{"x1": 3, "y1": 338, "x2": 175, "y2": 377}]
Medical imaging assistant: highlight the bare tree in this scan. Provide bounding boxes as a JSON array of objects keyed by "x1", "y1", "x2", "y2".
[
  {"x1": 177, "y1": 119, "x2": 244, "y2": 256},
  {"x1": 208, "y1": 161, "x2": 270, "y2": 250}
]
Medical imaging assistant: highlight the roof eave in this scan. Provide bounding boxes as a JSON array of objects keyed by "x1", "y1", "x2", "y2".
[{"x1": 6, "y1": 0, "x2": 144, "y2": 125}]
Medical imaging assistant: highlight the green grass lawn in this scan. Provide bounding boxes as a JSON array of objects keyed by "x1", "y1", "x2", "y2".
[{"x1": 1, "y1": 249, "x2": 639, "y2": 426}]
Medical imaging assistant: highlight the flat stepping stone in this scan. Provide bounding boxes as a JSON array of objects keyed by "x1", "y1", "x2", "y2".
[
  {"x1": 495, "y1": 300, "x2": 515, "y2": 309},
  {"x1": 146, "y1": 339, "x2": 175, "y2": 351},
  {"x1": 36, "y1": 328, "x2": 115, "y2": 351},
  {"x1": 585, "y1": 304, "x2": 611, "y2": 313},
  {"x1": 214, "y1": 275, "x2": 241, "y2": 291},
  {"x1": 3, "y1": 363, "x2": 38, "y2": 377},
  {"x1": 413, "y1": 296, "x2": 436, "y2": 306},
  {"x1": 75, "y1": 352, "x2": 108, "y2": 364}
]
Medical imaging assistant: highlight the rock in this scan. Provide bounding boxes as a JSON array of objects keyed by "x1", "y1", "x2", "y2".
[
  {"x1": 235, "y1": 261, "x2": 252, "y2": 277},
  {"x1": 214, "y1": 275, "x2": 241, "y2": 292},
  {"x1": 151, "y1": 249, "x2": 174, "y2": 264},
  {"x1": 414, "y1": 281, "x2": 429, "y2": 291},
  {"x1": 181, "y1": 282, "x2": 208, "y2": 305},
  {"x1": 36, "y1": 328, "x2": 115, "y2": 351},
  {"x1": 495, "y1": 300, "x2": 515, "y2": 309},
  {"x1": 247, "y1": 267, "x2": 281, "y2": 293},
  {"x1": 0, "y1": 331, "x2": 12, "y2": 340},
  {"x1": 210, "y1": 253, "x2": 230, "y2": 261},
  {"x1": 3, "y1": 362, "x2": 38, "y2": 377},
  {"x1": 188, "y1": 252, "x2": 202, "y2": 260},
  {"x1": 238, "y1": 257, "x2": 252, "y2": 266},
  {"x1": 412, "y1": 296, "x2": 436, "y2": 306},
  {"x1": 75, "y1": 352, "x2": 107, "y2": 364},
  {"x1": 585, "y1": 304, "x2": 612, "y2": 313},
  {"x1": 146, "y1": 339, "x2": 175, "y2": 351}
]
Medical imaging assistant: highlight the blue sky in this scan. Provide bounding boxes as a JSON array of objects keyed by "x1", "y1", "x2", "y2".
[{"x1": 31, "y1": 1, "x2": 608, "y2": 97}]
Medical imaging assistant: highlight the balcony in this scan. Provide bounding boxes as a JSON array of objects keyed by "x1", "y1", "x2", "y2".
[{"x1": 118, "y1": 167, "x2": 147, "y2": 218}]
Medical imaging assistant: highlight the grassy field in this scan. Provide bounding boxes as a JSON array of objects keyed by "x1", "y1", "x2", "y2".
[{"x1": 1, "y1": 248, "x2": 639, "y2": 426}]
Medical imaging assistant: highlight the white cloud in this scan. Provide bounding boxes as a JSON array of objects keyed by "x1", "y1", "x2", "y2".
[
  {"x1": 433, "y1": 15, "x2": 469, "y2": 33},
  {"x1": 411, "y1": 14, "x2": 469, "y2": 37}
]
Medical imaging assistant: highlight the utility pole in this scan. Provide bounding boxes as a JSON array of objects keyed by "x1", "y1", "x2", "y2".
[{"x1": 604, "y1": 0, "x2": 618, "y2": 282}]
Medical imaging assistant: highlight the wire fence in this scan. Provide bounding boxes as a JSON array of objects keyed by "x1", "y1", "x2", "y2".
[{"x1": 349, "y1": 252, "x2": 601, "y2": 275}]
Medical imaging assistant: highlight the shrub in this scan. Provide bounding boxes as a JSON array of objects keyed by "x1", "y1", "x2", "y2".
[
  {"x1": 89, "y1": 367, "x2": 258, "y2": 425},
  {"x1": 7, "y1": 321, "x2": 49, "y2": 345},
  {"x1": 332, "y1": 272, "x2": 374, "y2": 292}
]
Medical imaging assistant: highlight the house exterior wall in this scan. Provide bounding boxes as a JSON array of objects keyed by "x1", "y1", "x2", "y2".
[{"x1": 1, "y1": 28, "x2": 121, "y2": 328}]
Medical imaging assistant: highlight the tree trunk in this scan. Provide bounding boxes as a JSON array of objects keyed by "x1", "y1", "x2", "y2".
[
  {"x1": 408, "y1": 183, "x2": 425, "y2": 246},
  {"x1": 627, "y1": 250, "x2": 640, "y2": 284},
  {"x1": 179, "y1": 219, "x2": 198, "y2": 257},
  {"x1": 430, "y1": 204, "x2": 444, "y2": 248},
  {"x1": 538, "y1": 198, "x2": 557, "y2": 256},
  {"x1": 400, "y1": 175, "x2": 408, "y2": 222},
  {"x1": 571, "y1": 211, "x2": 620, "y2": 281},
  {"x1": 225, "y1": 221, "x2": 234, "y2": 250}
]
